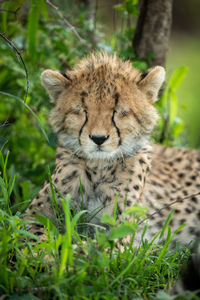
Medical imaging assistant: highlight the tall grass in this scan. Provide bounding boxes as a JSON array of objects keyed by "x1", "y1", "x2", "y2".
[{"x1": 0, "y1": 148, "x2": 197, "y2": 299}]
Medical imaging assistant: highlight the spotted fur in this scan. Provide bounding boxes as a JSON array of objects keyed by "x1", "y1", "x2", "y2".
[
  {"x1": 141, "y1": 145, "x2": 200, "y2": 244},
  {"x1": 25, "y1": 53, "x2": 200, "y2": 248}
]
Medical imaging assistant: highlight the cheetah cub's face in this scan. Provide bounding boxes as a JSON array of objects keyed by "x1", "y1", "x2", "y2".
[{"x1": 41, "y1": 53, "x2": 165, "y2": 160}]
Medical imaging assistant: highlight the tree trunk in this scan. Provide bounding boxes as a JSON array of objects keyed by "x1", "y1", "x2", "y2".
[
  {"x1": 133, "y1": 0, "x2": 173, "y2": 67},
  {"x1": 89, "y1": 0, "x2": 98, "y2": 49}
]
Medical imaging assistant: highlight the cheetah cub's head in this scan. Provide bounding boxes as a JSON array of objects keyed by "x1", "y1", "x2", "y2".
[{"x1": 41, "y1": 53, "x2": 165, "y2": 160}]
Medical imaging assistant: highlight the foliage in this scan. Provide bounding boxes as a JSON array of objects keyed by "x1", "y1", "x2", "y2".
[
  {"x1": 167, "y1": 37, "x2": 200, "y2": 148},
  {"x1": 114, "y1": 0, "x2": 139, "y2": 17},
  {"x1": 0, "y1": 0, "x2": 195, "y2": 299},
  {"x1": 0, "y1": 0, "x2": 91, "y2": 186},
  {"x1": 154, "y1": 66, "x2": 188, "y2": 146},
  {"x1": 0, "y1": 148, "x2": 196, "y2": 299}
]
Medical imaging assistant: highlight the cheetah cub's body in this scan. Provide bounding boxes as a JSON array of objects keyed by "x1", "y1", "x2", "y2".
[{"x1": 26, "y1": 53, "x2": 200, "y2": 244}]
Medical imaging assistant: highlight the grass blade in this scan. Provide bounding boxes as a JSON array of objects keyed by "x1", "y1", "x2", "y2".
[{"x1": 59, "y1": 195, "x2": 73, "y2": 278}]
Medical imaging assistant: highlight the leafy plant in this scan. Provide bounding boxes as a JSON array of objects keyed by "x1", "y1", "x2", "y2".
[
  {"x1": 0, "y1": 0, "x2": 93, "y2": 187},
  {"x1": 0, "y1": 146, "x2": 193, "y2": 299},
  {"x1": 155, "y1": 66, "x2": 188, "y2": 145},
  {"x1": 114, "y1": 0, "x2": 139, "y2": 17}
]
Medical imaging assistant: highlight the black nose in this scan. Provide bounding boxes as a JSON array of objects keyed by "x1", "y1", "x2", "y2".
[{"x1": 89, "y1": 135, "x2": 109, "y2": 145}]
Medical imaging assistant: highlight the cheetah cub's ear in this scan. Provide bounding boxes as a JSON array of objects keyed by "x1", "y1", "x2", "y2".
[
  {"x1": 41, "y1": 70, "x2": 71, "y2": 102},
  {"x1": 137, "y1": 66, "x2": 165, "y2": 103}
]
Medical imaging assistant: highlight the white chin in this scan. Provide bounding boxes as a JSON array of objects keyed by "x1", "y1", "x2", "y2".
[
  {"x1": 84, "y1": 136, "x2": 151, "y2": 160},
  {"x1": 85, "y1": 150, "x2": 118, "y2": 160}
]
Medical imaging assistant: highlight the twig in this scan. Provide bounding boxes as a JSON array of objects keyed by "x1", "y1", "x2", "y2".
[
  {"x1": 139, "y1": 191, "x2": 200, "y2": 225},
  {"x1": 46, "y1": 0, "x2": 88, "y2": 47},
  {"x1": 0, "y1": 119, "x2": 9, "y2": 127},
  {"x1": 0, "y1": 33, "x2": 29, "y2": 102}
]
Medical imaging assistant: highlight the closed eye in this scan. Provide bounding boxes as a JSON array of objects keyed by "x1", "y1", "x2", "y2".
[
  {"x1": 120, "y1": 110, "x2": 130, "y2": 117},
  {"x1": 70, "y1": 106, "x2": 83, "y2": 115}
]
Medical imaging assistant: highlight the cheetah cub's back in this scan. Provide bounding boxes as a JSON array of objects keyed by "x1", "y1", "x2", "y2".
[{"x1": 143, "y1": 144, "x2": 200, "y2": 244}]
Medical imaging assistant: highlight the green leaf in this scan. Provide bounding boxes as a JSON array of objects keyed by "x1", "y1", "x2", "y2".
[
  {"x1": 169, "y1": 89, "x2": 177, "y2": 125},
  {"x1": 38, "y1": 0, "x2": 48, "y2": 20},
  {"x1": 0, "y1": 176, "x2": 8, "y2": 202},
  {"x1": 1, "y1": 1, "x2": 9, "y2": 32},
  {"x1": 159, "y1": 87, "x2": 169, "y2": 111},
  {"x1": 108, "y1": 224, "x2": 133, "y2": 240},
  {"x1": 8, "y1": 175, "x2": 15, "y2": 197},
  {"x1": 123, "y1": 204, "x2": 147, "y2": 218},
  {"x1": 101, "y1": 214, "x2": 116, "y2": 226},
  {"x1": 27, "y1": 0, "x2": 39, "y2": 60},
  {"x1": 133, "y1": 60, "x2": 148, "y2": 71},
  {"x1": 3, "y1": 150, "x2": 9, "y2": 186},
  {"x1": 96, "y1": 231, "x2": 109, "y2": 248},
  {"x1": 172, "y1": 118, "x2": 184, "y2": 138},
  {"x1": 59, "y1": 194, "x2": 73, "y2": 277},
  {"x1": 157, "y1": 227, "x2": 172, "y2": 264},
  {"x1": 21, "y1": 181, "x2": 30, "y2": 201},
  {"x1": 169, "y1": 66, "x2": 188, "y2": 91},
  {"x1": 159, "y1": 210, "x2": 174, "y2": 240},
  {"x1": 71, "y1": 210, "x2": 88, "y2": 229},
  {"x1": 113, "y1": 194, "x2": 118, "y2": 221},
  {"x1": 172, "y1": 223, "x2": 185, "y2": 239}
]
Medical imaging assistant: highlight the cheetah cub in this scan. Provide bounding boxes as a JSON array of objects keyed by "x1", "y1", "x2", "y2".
[{"x1": 26, "y1": 53, "x2": 200, "y2": 245}]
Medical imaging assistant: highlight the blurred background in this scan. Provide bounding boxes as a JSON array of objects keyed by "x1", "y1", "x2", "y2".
[
  {"x1": 168, "y1": 0, "x2": 200, "y2": 148},
  {"x1": 0, "y1": 0, "x2": 200, "y2": 199}
]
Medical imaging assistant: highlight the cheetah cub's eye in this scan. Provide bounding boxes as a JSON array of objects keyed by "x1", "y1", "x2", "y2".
[
  {"x1": 70, "y1": 106, "x2": 83, "y2": 115},
  {"x1": 120, "y1": 110, "x2": 130, "y2": 117}
]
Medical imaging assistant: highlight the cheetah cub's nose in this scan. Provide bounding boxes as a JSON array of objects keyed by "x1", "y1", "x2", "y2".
[{"x1": 89, "y1": 135, "x2": 109, "y2": 145}]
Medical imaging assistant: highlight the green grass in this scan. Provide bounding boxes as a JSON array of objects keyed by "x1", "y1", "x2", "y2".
[{"x1": 1, "y1": 148, "x2": 199, "y2": 300}]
